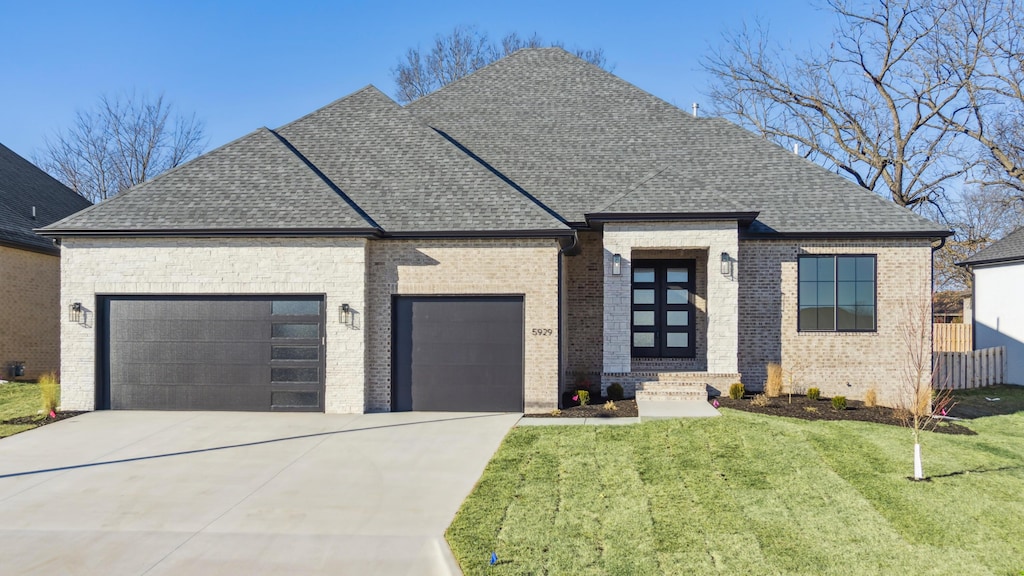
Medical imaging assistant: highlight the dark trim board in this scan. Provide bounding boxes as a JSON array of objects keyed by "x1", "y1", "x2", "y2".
[
  {"x1": 97, "y1": 294, "x2": 326, "y2": 412},
  {"x1": 392, "y1": 295, "x2": 525, "y2": 412}
]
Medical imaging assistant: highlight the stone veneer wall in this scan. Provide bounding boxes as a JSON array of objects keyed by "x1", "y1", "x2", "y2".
[
  {"x1": 0, "y1": 245, "x2": 60, "y2": 379},
  {"x1": 59, "y1": 237, "x2": 368, "y2": 413},
  {"x1": 737, "y1": 238, "x2": 934, "y2": 406},
  {"x1": 603, "y1": 221, "x2": 739, "y2": 374},
  {"x1": 365, "y1": 239, "x2": 561, "y2": 413}
]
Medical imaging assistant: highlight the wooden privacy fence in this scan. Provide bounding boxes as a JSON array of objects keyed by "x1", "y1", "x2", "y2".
[
  {"x1": 933, "y1": 346, "x2": 1006, "y2": 389},
  {"x1": 933, "y1": 323, "x2": 972, "y2": 352}
]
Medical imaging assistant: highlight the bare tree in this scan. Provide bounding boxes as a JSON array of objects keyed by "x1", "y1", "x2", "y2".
[
  {"x1": 394, "y1": 26, "x2": 609, "y2": 103},
  {"x1": 896, "y1": 297, "x2": 954, "y2": 480},
  {"x1": 39, "y1": 92, "x2": 205, "y2": 203},
  {"x1": 932, "y1": 186, "x2": 1024, "y2": 289},
  {"x1": 927, "y1": 0, "x2": 1024, "y2": 196},
  {"x1": 702, "y1": 0, "x2": 976, "y2": 211}
]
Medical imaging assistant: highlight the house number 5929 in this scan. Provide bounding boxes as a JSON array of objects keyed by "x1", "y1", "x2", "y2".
[{"x1": 532, "y1": 328, "x2": 552, "y2": 336}]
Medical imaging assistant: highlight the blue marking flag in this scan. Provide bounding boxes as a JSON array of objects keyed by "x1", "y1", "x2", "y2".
[{"x1": 490, "y1": 552, "x2": 498, "y2": 565}]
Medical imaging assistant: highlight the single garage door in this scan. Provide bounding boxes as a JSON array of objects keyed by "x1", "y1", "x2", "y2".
[
  {"x1": 99, "y1": 296, "x2": 325, "y2": 412},
  {"x1": 393, "y1": 296, "x2": 524, "y2": 412}
]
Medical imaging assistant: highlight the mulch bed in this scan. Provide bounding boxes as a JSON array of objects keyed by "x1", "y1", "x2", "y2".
[
  {"x1": 523, "y1": 398, "x2": 638, "y2": 418},
  {"x1": 714, "y1": 394, "x2": 976, "y2": 435},
  {"x1": 2, "y1": 411, "x2": 86, "y2": 428}
]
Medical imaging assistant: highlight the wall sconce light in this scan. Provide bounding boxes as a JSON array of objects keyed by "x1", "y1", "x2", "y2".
[
  {"x1": 612, "y1": 253, "x2": 621, "y2": 275},
  {"x1": 340, "y1": 303, "x2": 351, "y2": 325},
  {"x1": 720, "y1": 252, "x2": 733, "y2": 276},
  {"x1": 69, "y1": 302, "x2": 83, "y2": 323}
]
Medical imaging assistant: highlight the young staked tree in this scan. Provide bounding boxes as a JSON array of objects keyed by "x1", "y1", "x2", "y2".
[
  {"x1": 393, "y1": 26, "x2": 609, "y2": 104},
  {"x1": 897, "y1": 296, "x2": 954, "y2": 481},
  {"x1": 39, "y1": 92, "x2": 205, "y2": 203}
]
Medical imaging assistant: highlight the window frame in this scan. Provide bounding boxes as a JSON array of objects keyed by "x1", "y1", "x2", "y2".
[{"x1": 797, "y1": 254, "x2": 878, "y2": 333}]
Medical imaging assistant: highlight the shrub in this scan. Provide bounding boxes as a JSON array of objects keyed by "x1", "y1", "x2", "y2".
[
  {"x1": 807, "y1": 387, "x2": 821, "y2": 401},
  {"x1": 39, "y1": 372, "x2": 59, "y2": 414},
  {"x1": 832, "y1": 396, "x2": 847, "y2": 411},
  {"x1": 804, "y1": 406, "x2": 818, "y2": 413},
  {"x1": 864, "y1": 387, "x2": 878, "y2": 408},
  {"x1": 607, "y1": 382, "x2": 624, "y2": 401},
  {"x1": 728, "y1": 382, "x2": 745, "y2": 400},
  {"x1": 550, "y1": 408, "x2": 561, "y2": 416},
  {"x1": 766, "y1": 363, "x2": 783, "y2": 397},
  {"x1": 576, "y1": 389, "x2": 590, "y2": 406},
  {"x1": 751, "y1": 393, "x2": 771, "y2": 407},
  {"x1": 603, "y1": 400, "x2": 617, "y2": 411}
]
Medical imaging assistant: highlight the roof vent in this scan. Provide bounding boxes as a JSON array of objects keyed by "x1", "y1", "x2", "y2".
[
  {"x1": 31, "y1": 206, "x2": 36, "y2": 220},
  {"x1": 793, "y1": 143, "x2": 799, "y2": 155},
  {"x1": 692, "y1": 102, "x2": 699, "y2": 118}
]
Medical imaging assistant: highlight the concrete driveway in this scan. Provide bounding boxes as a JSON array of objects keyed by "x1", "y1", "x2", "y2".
[{"x1": 0, "y1": 410, "x2": 520, "y2": 575}]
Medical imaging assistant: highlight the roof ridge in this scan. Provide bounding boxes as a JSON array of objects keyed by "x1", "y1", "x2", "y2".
[
  {"x1": 406, "y1": 47, "x2": 575, "y2": 110},
  {"x1": 266, "y1": 129, "x2": 382, "y2": 231},
  {"x1": 274, "y1": 85, "x2": 383, "y2": 133}
]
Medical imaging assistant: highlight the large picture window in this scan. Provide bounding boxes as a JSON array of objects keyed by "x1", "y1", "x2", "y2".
[{"x1": 798, "y1": 255, "x2": 876, "y2": 332}]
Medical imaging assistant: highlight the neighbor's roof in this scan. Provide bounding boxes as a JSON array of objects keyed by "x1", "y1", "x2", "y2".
[
  {"x1": 43, "y1": 48, "x2": 947, "y2": 239},
  {"x1": 0, "y1": 143, "x2": 91, "y2": 253},
  {"x1": 959, "y1": 227, "x2": 1024, "y2": 266},
  {"x1": 408, "y1": 48, "x2": 948, "y2": 236}
]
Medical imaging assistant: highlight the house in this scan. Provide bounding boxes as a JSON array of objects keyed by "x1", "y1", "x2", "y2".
[
  {"x1": 40, "y1": 49, "x2": 949, "y2": 413},
  {"x1": 959, "y1": 227, "x2": 1024, "y2": 385},
  {"x1": 0, "y1": 143, "x2": 92, "y2": 380}
]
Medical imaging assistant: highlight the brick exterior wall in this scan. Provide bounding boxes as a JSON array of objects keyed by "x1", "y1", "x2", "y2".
[
  {"x1": 58, "y1": 237, "x2": 368, "y2": 413},
  {"x1": 738, "y1": 238, "x2": 934, "y2": 406},
  {"x1": 0, "y1": 245, "x2": 60, "y2": 380},
  {"x1": 366, "y1": 239, "x2": 561, "y2": 413},
  {"x1": 602, "y1": 221, "x2": 739, "y2": 374},
  {"x1": 564, "y1": 232, "x2": 603, "y2": 388}
]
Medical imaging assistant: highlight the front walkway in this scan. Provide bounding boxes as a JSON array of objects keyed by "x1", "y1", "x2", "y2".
[{"x1": 0, "y1": 410, "x2": 520, "y2": 575}]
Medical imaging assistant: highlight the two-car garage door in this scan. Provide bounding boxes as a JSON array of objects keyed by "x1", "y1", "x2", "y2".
[
  {"x1": 99, "y1": 296, "x2": 325, "y2": 412},
  {"x1": 98, "y1": 294, "x2": 525, "y2": 413}
]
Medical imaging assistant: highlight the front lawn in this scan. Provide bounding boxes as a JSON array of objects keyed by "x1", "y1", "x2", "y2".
[
  {"x1": 0, "y1": 381, "x2": 44, "y2": 438},
  {"x1": 447, "y1": 387, "x2": 1024, "y2": 575}
]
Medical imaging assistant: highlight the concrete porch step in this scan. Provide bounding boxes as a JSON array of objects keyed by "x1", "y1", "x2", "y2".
[
  {"x1": 636, "y1": 381, "x2": 708, "y2": 401},
  {"x1": 637, "y1": 399, "x2": 721, "y2": 420}
]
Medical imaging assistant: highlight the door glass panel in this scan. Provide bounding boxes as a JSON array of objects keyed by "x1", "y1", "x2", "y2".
[
  {"x1": 633, "y1": 268, "x2": 655, "y2": 282},
  {"x1": 633, "y1": 311, "x2": 655, "y2": 326},
  {"x1": 272, "y1": 323, "x2": 318, "y2": 338},
  {"x1": 633, "y1": 332, "x2": 655, "y2": 347},
  {"x1": 633, "y1": 289, "x2": 655, "y2": 304},
  {"x1": 667, "y1": 268, "x2": 689, "y2": 282},
  {"x1": 666, "y1": 333, "x2": 689, "y2": 347},
  {"x1": 666, "y1": 311, "x2": 689, "y2": 326},
  {"x1": 271, "y1": 367, "x2": 318, "y2": 383},
  {"x1": 272, "y1": 346, "x2": 319, "y2": 360},
  {"x1": 272, "y1": 300, "x2": 320, "y2": 315},
  {"x1": 666, "y1": 288, "x2": 689, "y2": 304}
]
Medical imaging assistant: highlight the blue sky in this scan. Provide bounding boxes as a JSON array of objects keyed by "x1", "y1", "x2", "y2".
[{"x1": 2, "y1": 0, "x2": 836, "y2": 160}]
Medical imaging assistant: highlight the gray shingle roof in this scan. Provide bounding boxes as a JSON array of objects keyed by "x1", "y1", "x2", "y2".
[
  {"x1": 44, "y1": 128, "x2": 377, "y2": 232},
  {"x1": 408, "y1": 48, "x2": 948, "y2": 236},
  {"x1": 0, "y1": 143, "x2": 91, "y2": 253},
  {"x1": 960, "y1": 227, "x2": 1024, "y2": 266},
  {"x1": 276, "y1": 86, "x2": 567, "y2": 233}
]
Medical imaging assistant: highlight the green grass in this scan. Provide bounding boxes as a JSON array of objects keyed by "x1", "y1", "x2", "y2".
[
  {"x1": 0, "y1": 381, "x2": 46, "y2": 438},
  {"x1": 447, "y1": 387, "x2": 1024, "y2": 575}
]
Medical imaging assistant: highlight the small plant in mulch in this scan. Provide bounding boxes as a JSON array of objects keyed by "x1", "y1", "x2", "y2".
[
  {"x1": 864, "y1": 387, "x2": 878, "y2": 408},
  {"x1": 39, "y1": 372, "x2": 59, "y2": 417},
  {"x1": 751, "y1": 393, "x2": 771, "y2": 407},
  {"x1": 831, "y1": 396, "x2": 847, "y2": 411},
  {"x1": 604, "y1": 400, "x2": 617, "y2": 411},
  {"x1": 729, "y1": 382, "x2": 745, "y2": 400},
  {"x1": 807, "y1": 387, "x2": 821, "y2": 401},
  {"x1": 766, "y1": 363, "x2": 783, "y2": 398},
  {"x1": 607, "y1": 382, "x2": 624, "y2": 401}
]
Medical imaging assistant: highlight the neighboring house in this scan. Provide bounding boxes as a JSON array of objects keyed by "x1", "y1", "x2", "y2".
[
  {"x1": 0, "y1": 143, "x2": 92, "y2": 380},
  {"x1": 40, "y1": 49, "x2": 949, "y2": 414},
  {"x1": 959, "y1": 227, "x2": 1024, "y2": 385}
]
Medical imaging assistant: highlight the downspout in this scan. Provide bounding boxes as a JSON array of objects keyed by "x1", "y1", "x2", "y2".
[{"x1": 556, "y1": 231, "x2": 580, "y2": 407}]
